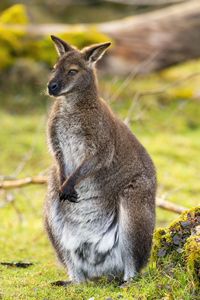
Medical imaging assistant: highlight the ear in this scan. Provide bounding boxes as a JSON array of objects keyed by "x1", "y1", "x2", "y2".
[
  {"x1": 51, "y1": 35, "x2": 73, "y2": 56},
  {"x1": 83, "y1": 42, "x2": 111, "y2": 65}
]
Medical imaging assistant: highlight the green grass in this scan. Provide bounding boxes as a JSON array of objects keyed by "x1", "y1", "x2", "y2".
[{"x1": 0, "y1": 61, "x2": 200, "y2": 299}]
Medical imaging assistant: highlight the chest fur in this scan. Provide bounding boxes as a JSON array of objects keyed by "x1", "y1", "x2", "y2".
[{"x1": 57, "y1": 125, "x2": 86, "y2": 176}]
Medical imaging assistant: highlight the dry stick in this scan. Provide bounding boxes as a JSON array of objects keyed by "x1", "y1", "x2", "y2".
[
  {"x1": 109, "y1": 52, "x2": 158, "y2": 103},
  {"x1": 0, "y1": 176, "x2": 187, "y2": 214},
  {"x1": 0, "y1": 176, "x2": 47, "y2": 189},
  {"x1": 124, "y1": 91, "x2": 141, "y2": 126},
  {"x1": 156, "y1": 197, "x2": 186, "y2": 214}
]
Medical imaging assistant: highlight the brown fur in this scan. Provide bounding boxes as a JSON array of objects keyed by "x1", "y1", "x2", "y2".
[{"x1": 44, "y1": 36, "x2": 156, "y2": 284}]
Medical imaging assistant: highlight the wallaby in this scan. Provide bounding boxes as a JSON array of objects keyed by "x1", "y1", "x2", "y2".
[{"x1": 44, "y1": 35, "x2": 156, "y2": 286}]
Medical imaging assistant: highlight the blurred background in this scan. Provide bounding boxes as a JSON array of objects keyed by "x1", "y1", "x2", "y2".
[{"x1": 0, "y1": 0, "x2": 200, "y2": 297}]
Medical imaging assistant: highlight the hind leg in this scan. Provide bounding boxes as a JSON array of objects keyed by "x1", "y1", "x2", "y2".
[
  {"x1": 119, "y1": 179, "x2": 155, "y2": 282},
  {"x1": 44, "y1": 168, "x2": 87, "y2": 284},
  {"x1": 45, "y1": 210, "x2": 87, "y2": 284}
]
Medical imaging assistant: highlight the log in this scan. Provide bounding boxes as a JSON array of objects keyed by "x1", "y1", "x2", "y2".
[
  {"x1": 99, "y1": 0, "x2": 200, "y2": 74},
  {"x1": 104, "y1": 0, "x2": 186, "y2": 6},
  {"x1": 5, "y1": 1, "x2": 200, "y2": 74}
]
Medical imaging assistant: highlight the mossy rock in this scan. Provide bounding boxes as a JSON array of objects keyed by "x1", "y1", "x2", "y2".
[
  {"x1": 184, "y1": 234, "x2": 200, "y2": 286},
  {"x1": 152, "y1": 206, "x2": 200, "y2": 286}
]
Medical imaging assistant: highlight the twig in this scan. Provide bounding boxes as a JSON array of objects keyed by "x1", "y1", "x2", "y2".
[
  {"x1": 109, "y1": 52, "x2": 158, "y2": 102},
  {"x1": 124, "y1": 91, "x2": 141, "y2": 126},
  {"x1": 0, "y1": 176, "x2": 187, "y2": 214},
  {"x1": 156, "y1": 197, "x2": 186, "y2": 214},
  {"x1": 0, "y1": 176, "x2": 47, "y2": 190}
]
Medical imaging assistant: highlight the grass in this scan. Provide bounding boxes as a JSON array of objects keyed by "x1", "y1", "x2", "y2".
[{"x1": 0, "y1": 60, "x2": 200, "y2": 299}]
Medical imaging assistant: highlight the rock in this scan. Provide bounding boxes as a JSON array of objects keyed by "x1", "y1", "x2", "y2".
[{"x1": 152, "y1": 206, "x2": 200, "y2": 287}]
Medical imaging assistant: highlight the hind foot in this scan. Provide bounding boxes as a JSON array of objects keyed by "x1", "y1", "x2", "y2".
[
  {"x1": 51, "y1": 280, "x2": 72, "y2": 287},
  {"x1": 119, "y1": 279, "x2": 134, "y2": 288}
]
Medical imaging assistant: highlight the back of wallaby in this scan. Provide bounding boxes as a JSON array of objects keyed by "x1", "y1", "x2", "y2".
[{"x1": 44, "y1": 35, "x2": 156, "y2": 286}]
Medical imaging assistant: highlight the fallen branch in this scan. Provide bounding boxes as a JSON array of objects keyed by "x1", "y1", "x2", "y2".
[
  {"x1": 0, "y1": 176, "x2": 187, "y2": 214},
  {"x1": 4, "y1": 0, "x2": 200, "y2": 75},
  {"x1": 0, "y1": 176, "x2": 47, "y2": 190},
  {"x1": 156, "y1": 197, "x2": 186, "y2": 214}
]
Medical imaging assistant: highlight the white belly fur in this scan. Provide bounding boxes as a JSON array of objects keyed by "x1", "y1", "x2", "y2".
[
  {"x1": 50, "y1": 201, "x2": 124, "y2": 279},
  {"x1": 53, "y1": 133, "x2": 124, "y2": 278}
]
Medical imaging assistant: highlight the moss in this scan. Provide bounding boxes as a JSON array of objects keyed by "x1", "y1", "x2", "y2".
[
  {"x1": 28, "y1": 29, "x2": 111, "y2": 66},
  {"x1": 0, "y1": 45, "x2": 12, "y2": 69},
  {"x1": 152, "y1": 206, "x2": 200, "y2": 287},
  {"x1": 0, "y1": 26, "x2": 110, "y2": 70},
  {"x1": 59, "y1": 28, "x2": 111, "y2": 49},
  {"x1": 0, "y1": 26, "x2": 27, "y2": 69},
  {"x1": 0, "y1": 5, "x2": 111, "y2": 70},
  {"x1": 0, "y1": 5, "x2": 28, "y2": 69},
  {"x1": 0, "y1": 4, "x2": 29, "y2": 25},
  {"x1": 153, "y1": 206, "x2": 200, "y2": 260},
  {"x1": 169, "y1": 87, "x2": 194, "y2": 100},
  {"x1": 184, "y1": 234, "x2": 200, "y2": 286}
]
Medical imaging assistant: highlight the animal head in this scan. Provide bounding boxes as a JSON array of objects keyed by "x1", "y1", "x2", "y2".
[{"x1": 47, "y1": 35, "x2": 111, "y2": 97}]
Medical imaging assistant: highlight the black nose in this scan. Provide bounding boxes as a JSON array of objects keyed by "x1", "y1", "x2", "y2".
[{"x1": 48, "y1": 82, "x2": 59, "y2": 95}]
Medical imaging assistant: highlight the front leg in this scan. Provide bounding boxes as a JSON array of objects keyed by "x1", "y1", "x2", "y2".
[
  {"x1": 59, "y1": 176, "x2": 78, "y2": 203},
  {"x1": 59, "y1": 156, "x2": 100, "y2": 202},
  {"x1": 59, "y1": 139, "x2": 115, "y2": 202},
  {"x1": 57, "y1": 156, "x2": 66, "y2": 186}
]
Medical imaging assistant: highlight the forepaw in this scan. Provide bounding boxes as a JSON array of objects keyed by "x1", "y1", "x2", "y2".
[
  {"x1": 59, "y1": 185, "x2": 79, "y2": 203},
  {"x1": 51, "y1": 280, "x2": 72, "y2": 287}
]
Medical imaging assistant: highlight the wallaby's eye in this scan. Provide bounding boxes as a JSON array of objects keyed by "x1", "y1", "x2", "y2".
[{"x1": 68, "y1": 69, "x2": 78, "y2": 76}]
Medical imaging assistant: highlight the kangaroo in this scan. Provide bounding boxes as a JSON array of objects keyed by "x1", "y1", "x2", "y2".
[{"x1": 44, "y1": 35, "x2": 156, "y2": 286}]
